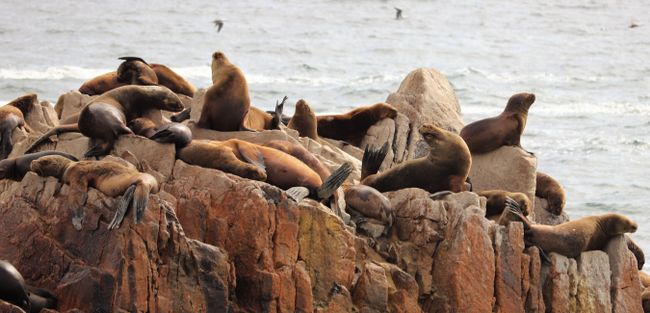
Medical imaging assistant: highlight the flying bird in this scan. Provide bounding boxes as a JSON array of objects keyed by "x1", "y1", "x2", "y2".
[
  {"x1": 213, "y1": 19, "x2": 224, "y2": 32},
  {"x1": 394, "y1": 7, "x2": 403, "y2": 20},
  {"x1": 629, "y1": 19, "x2": 639, "y2": 28}
]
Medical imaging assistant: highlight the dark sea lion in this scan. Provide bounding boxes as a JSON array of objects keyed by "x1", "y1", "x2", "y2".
[
  {"x1": 116, "y1": 57, "x2": 158, "y2": 86},
  {"x1": 344, "y1": 184, "x2": 393, "y2": 227},
  {"x1": 506, "y1": 200, "x2": 638, "y2": 258},
  {"x1": 31, "y1": 155, "x2": 159, "y2": 230},
  {"x1": 0, "y1": 260, "x2": 30, "y2": 312},
  {"x1": 197, "y1": 51, "x2": 251, "y2": 131},
  {"x1": 26, "y1": 85, "x2": 184, "y2": 157},
  {"x1": 287, "y1": 99, "x2": 319, "y2": 140},
  {"x1": 535, "y1": 171, "x2": 566, "y2": 215},
  {"x1": 460, "y1": 92, "x2": 536, "y2": 154},
  {"x1": 477, "y1": 190, "x2": 531, "y2": 217},
  {"x1": 26, "y1": 287, "x2": 57, "y2": 313},
  {"x1": 361, "y1": 124, "x2": 471, "y2": 194},
  {"x1": 0, "y1": 151, "x2": 78, "y2": 181},
  {"x1": 316, "y1": 102, "x2": 398, "y2": 146},
  {"x1": 243, "y1": 96, "x2": 287, "y2": 131},
  {"x1": 150, "y1": 63, "x2": 197, "y2": 97},
  {"x1": 1, "y1": 94, "x2": 36, "y2": 159},
  {"x1": 78, "y1": 72, "x2": 126, "y2": 96},
  {"x1": 128, "y1": 117, "x2": 158, "y2": 139}
]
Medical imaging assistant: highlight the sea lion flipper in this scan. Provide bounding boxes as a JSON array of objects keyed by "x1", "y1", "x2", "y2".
[
  {"x1": 84, "y1": 141, "x2": 113, "y2": 158},
  {"x1": 170, "y1": 107, "x2": 192, "y2": 123},
  {"x1": 361, "y1": 142, "x2": 389, "y2": 179},
  {"x1": 25, "y1": 124, "x2": 80, "y2": 154},
  {"x1": 238, "y1": 145, "x2": 266, "y2": 170},
  {"x1": 271, "y1": 96, "x2": 288, "y2": 129},
  {"x1": 430, "y1": 190, "x2": 453, "y2": 200},
  {"x1": 317, "y1": 162, "x2": 353, "y2": 199},
  {"x1": 505, "y1": 197, "x2": 532, "y2": 230},
  {"x1": 118, "y1": 56, "x2": 148, "y2": 65},
  {"x1": 539, "y1": 248, "x2": 552, "y2": 264},
  {"x1": 108, "y1": 184, "x2": 136, "y2": 230},
  {"x1": 286, "y1": 187, "x2": 309, "y2": 203},
  {"x1": 150, "y1": 128, "x2": 174, "y2": 142},
  {"x1": 1, "y1": 129, "x2": 13, "y2": 159},
  {"x1": 133, "y1": 185, "x2": 149, "y2": 224}
]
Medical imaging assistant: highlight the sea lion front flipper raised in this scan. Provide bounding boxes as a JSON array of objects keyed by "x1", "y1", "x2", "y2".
[
  {"x1": 271, "y1": 96, "x2": 288, "y2": 129},
  {"x1": 25, "y1": 124, "x2": 81, "y2": 153},
  {"x1": 133, "y1": 183, "x2": 150, "y2": 224},
  {"x1": 317, "y1": 162, "x2": 353, "y2": 200},
  {"x1": 108, "y1": 184, "x2": 136, "y2": 230},
  {"x1": 361, "y1": 142, "x2": 389, "y2": 179},
  {"x1": 170, "y1": 107, "x2": 192, "y2": 123},
  {"x1": 286, "y1": 186, "x2": 310, "y2": 203}
]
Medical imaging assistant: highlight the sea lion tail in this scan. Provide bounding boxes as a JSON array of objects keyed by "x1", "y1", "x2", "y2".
[
  {"x1": 271, "y1": 96, "x2": 288, "y2": 129},
  {"x1": 361, "y1": 142, "x2": 389, "y2": 179},
  {"x1": 108, "y1": 184, "x2": 136, "y2": 230},
  {"x1": 317, "y1": 161, "x2": 353, "y2": 199},
  {"x1": 170, "y1": 107, "x2": 191, "y2": 123},
  {"x1": 25, "y1": 124, "x2": 80, "y2": 154},
  {"x1": 505, "y1": 196, "x2": 532, "y2": 230}
]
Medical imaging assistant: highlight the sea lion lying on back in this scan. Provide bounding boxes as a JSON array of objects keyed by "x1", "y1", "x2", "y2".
[
  {"x1": 361, "y1": 124, "x2": 471, "y2": 194},
  {"x1": 25, "y1": 85, "x2": 184, "y2": 157},
  {"x1": 315, "y1": 102, "x2": 398, "y2": 146},
  {"x1": 1, "y1": 94, "x2": 36, "y2": 159},
  {"x1": 460, "y1": 92, "x2": 536, "y2": 154},
  {"x1": 0, "y1": 151, "x2": 78, "y2": 181},
  {"x1": 31, "y1": 155, "x2": 159, "y2": 230}
]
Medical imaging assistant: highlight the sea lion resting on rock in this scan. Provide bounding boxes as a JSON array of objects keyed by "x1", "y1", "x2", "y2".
[
  {"x1": 506, "y1": 199, "x2": 638, "y2": 258},
  {"x1": 315, "y1": 102, "x2": 398, "y2": 146},
  {"x1": 460, "y1": 92, "x2": 536, "y2": 154},
  {"x1": 242, "y1": 96, "x2": 287, "y2": 131},
  {"x1": 148, "y1": 123, "x2": 352, "y2": 201},
  {"x1": 0, "y1": 151, "x2": 78, "y2": 181},
  {"x1": 1, "y1": 94, "x2": 36, "y2": 159},
  {"x1": 535, "y1": 171, "x2": 566, "y2": 215},
  {"x1": 30, "y1": 155, "x2": 159, "y2": 230},
  {"x1": 477, "y1": 190, "x2": 531, "y2": 218},
  {"x1": 361, "y1": 124, "x2": 471, "y2": 194},
  {"x1": 0, "y1": 260, "x2": 57, "y2": 313},
  {"x1": 149, "y1": 63, "x2": 197, "y2": 97},
  {"x1": 197, "y1": 51, "x2": 252, "y2": 132},
  {"x1": 25, "y1": 85, "x2": 184, "y2": 157}
]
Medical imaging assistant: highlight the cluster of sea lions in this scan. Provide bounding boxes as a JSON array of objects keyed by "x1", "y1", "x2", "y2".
[{"x1": 0, "y1": 50, "x2": 645, "y2": 311}]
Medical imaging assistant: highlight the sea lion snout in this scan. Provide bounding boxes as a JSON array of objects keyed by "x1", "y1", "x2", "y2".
[
  {"x1": 526, "y1": 93, "x2": 536, "y2": 104},
  {"x1": 212, "y1": 51, "x2": 226, "y2": 61}
]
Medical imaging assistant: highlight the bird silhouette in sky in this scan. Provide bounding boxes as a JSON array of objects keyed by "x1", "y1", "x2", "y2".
[
  {"x1": 394, "y1": 7, "x2": 403, "y2": 20},
  {"x1": 213, "y1": 19, "x2": 224, "y2": 32}
]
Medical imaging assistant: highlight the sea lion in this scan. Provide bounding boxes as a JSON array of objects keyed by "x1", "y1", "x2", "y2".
[
  {"x1": 243, "y1": 96, "x2": 287, "y2": 131},
  {"x1": 0, "y1": 151, "x2": 78, "y2": 181},
  {"x1": 0, "y1": 260, "x2": 30, "y2": 312},
  {"x1": 25, "y1": 85, "x2": 184, "y2": 157},
  {"x1": 506, "y1": 200, "x2": 638, "y2": 258},
  {"x1": 263, "y1": 139, "x2": 331, "y2": 180},
  {"x1": 26, "y1": 287, "x2": 57, "y2": 313},
  {"x1": 627, "y1": 235, "x2": 645, "y2": 270},
  {"x1": 128, "y1": 118, "x2": 158, "y2": 139},
  {"x1": 31, "y1": 155, "x2": 159, "y2": 230},
  {"x1": 360, "y1": 124, "x2": 471, "y2": 194},
  {"x1": 197, "y1": 51, "x2": 251, "y2": 131},
  {"x1": 640, "y1": 271, "x2": 650, "y2": 288},
  {"x1": 287, "y1": 99, "x2": 318, "y2": 140},
  {"x1": 149, "y1": 63, "x2": 197, "y2": 97},
  {"x1": 116, "y1": 57, "x2": 158, "y2": 86},
  {"x1": 78, "y1": 72, "x2": 126, "y2": 96},
  {"x1": 535, "y1": 171, "x2": 566, "y2": 215},
  {"x1": 477, "y1": 190, "x2": 531, "y2": 217},
  {"x1": 1, "y1": 94, "x2": 36, "y2": 159},
  {"x1": 316, "y1": 102, "x2": 398, "y2": 146},
  {"x1": 460, "y1": 92, "x2": 536, "y2": 154},
  {"x1": 344, "y1": 184, "x2": 393, "y2": 234}
]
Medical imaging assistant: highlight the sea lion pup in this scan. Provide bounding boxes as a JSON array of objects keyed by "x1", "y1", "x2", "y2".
[
  {"x1": 287, "y1": 99, "x2": 318, "y2": 140},
  {"x1": 1, "y1": 94, "x2": 37, "y2": 159},
  {"x1": 149, "y1": 123, "x2": 352, "y2": 201},
  {"x1": 243, "y1": 96, "x2": 288, "y2": 131},
  {"x1": 0, "y1": 151, "x2": 78, "y2": 181},
  {"x1": 31, "y1": 155, "x2": 159, "y2": 230},
  {"x1": 149, "y1": 63, "x2": 197, "y2": 97},
  {"x1": 316, "y1": 102, "x2": 398, "y2": 146},
  {"x1": 25, "y1": 85, "x2": 184, "y2": 157},
  {"x1": 535, "y1": 171, "x2": 566, "y2": 215},
  {"x1": 0, "y1": 260, "x2": 30, "y2": 312},
  {"x1": 197, "y1": 51, "x2": 252, "y2": 132},
  {"x1": 460, "y1": 92, "x2": 536, "y2": 154},
  {"x1": 477, "y1": 190, "x2": 531, "y2": 217},
  {"x1": 360, "y1": 124, "x2": 472, "y2": 194},
  {"x1": 116, "y1": 57, "x2": 158, "y2": 86},
  {"x1": 506, "y1": 200, "x2": 638, "y2": 258}
]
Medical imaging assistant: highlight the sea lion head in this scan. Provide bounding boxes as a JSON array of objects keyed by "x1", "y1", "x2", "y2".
[
  {"x1": 295, "y1": 99, "x2": 315, "y2": 117},
  {"x1": 212, "y1": 51, "x2": 229, "y2": 64},
  {"x1": 505, "y1": 92, "x2": 536, "y2": 113},
  {"x1": 30, "y1": 155, "x2": 74, "y2": 178},
  {"x1": 372, "y1": 102, "x2": 398, "y2": 119},
  {"x1": 7, "y1": 93, "x2": 37, "y2": 116},
  {"x1": 600, "y1": 213, "x2": 638, "y2": 235},
  {"x1": 419, "y1": 124, "x2": 459, "y2": 149},
  {"x1": 117, "y1": 57, "x2": 158, "y2": 85},
  {"x1": 150, "y1": 122, "x2": 193, "y2": 148},
  {"x1": 139, "y1": 86, "x2": 184, "y2": 112}
]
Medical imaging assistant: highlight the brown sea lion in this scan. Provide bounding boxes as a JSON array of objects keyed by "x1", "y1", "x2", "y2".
[
  {"x1": 263, "y1": 139, "x2": 331, "y2": 180},
  {"x1": 127, "y1": 118, "x2": 158, "y2": 139},
  {"x1": 360, "y1": 124, "x2": 471, "y2": 194},
  {"x1": 31, "y1": 155, "x2": 159, "y2": 230},
  {"x1": 197, "y1": 51, "x2": 251, "y2": 131},
  {"x1": 78, "y1": 72, "x2": 125, "y2": 96},
  {"x1": 0, "y1": 151, "x2": 78, "y2": 181},
  {"x1": 344, "y1": 184, "x2": 393, "y2": 231},
  {"x1": 536, "y1": 171, "x2": 566, "y2": 215},
  {"x1": 627, "y1": 235, "x2": 646, "y2": 270},
  {"x1": 477, "y1": 190, "x2": 531, "y2": 217},
  {"x1": 460, "y1": 92, "x2": 536, "y2": 154},
  {"x1": 25, "y1": 85, "x2": 184, "y2": 157},
  {"x1": 506, "y1": 200, "x2": 638, "y2": 258},
  {"x1": 316, "y1": 102, "x2": 398, "y2": 146},
  {"x1": 640, "y1": 271, "x2": 650, "y2": 288},
  {"x1": 1, "y1": 94, "x2": 36, "y2": 159},
  {"x1": 243, "y1": 96, "x2": 287, "y2": 131},
  {"x1": 149, "y1": 63, "x2": 197, "y2": 97},
  {"x1": 116, "y1": 57, "x2": 158, "y2": 86},
  {"x1": 287, "y1": 99, "x2": 318, "y2": 140}
]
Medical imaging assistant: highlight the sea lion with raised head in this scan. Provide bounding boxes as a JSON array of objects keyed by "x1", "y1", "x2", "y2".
[
  {"x1": 316, "y1": 102, "x2": 398, "y2": 146},
  {"x1": 0, "y1": 151, "x2": 78, "y2": 181},
  {"x1": 535, "y1": 171, "x2": 566, "y2": 215},
  {"x1": 0, "y1": 94, "x2": 36, "y2": 159},
  {"x1": 197, "y1": 51, "x2": 252, "y2": 132},
  {"x1": 460, "y1": 92, "x2": 536, "y2": 154},
  {"x1": 25, "y1": 85, "x2": 184, "y2": 157},
  {"x1": 287, "y1": 99, "x2": 319, "y2": 140},
  {"x1": 506, "y1": 199, "x2": 638, "y2": 258},
  {"x1": 31, "y1": 155, "x2": 159, "y2": 230},
  {"x1": 360, "y1": 124, "x2": 471, "y2": 194}
]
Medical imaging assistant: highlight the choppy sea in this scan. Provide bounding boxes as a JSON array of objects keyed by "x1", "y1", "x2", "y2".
[{"x1": 1, "y1": 0, "x2": 649, "y2": 265}]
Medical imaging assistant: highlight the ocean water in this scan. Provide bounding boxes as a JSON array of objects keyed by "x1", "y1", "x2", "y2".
[{"x1": 1, "y1": 1, "x2": 649, "y2": 263}]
